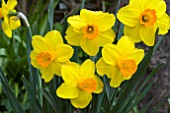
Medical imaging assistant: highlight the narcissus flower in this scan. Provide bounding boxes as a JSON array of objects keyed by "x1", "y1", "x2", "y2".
[
  {"x1": 117, "y1": 0, "x2": 170, "y2": 46},
  {"x1": 56, "y1": 59, "x2": 103, "y2": 108},
  {"x1": 65, "y1": 9, "x2": 116, "y2": 56},
  {"x1": 0, "y1": 0, "x2": 21, "y2": 38},
  {"x1": 30, "y1": 30, "x2": 74, "y2": 82},
  {"x1": 96, "y1": 36, "x2": 144, "y2": 88}
]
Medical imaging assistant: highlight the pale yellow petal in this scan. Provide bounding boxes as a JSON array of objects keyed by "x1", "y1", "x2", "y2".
[
  {"x1": 127, "y1": 49, "x2": 144, "y2": 65},
  {"x1": 9, "y1": 16, "x2": 21, "y2": 30},
  {"x1": 32, "y1": 35, "x2": 50, "y2": 53},
  {"x1": 71, "y1": 90, "x2": 92, "y2": 109},
  {"x1": 117, "y1": 36, "x2": 135, "y2": 55},
  {"x1": 139, "y1": 26, "x2": 155, "y2": 46},
  {"x1": 110, "y1": 70, "x2": 124, "y2": 88},
  {"x1": 146, "y1": 0, "x2": 166, "y2": 18},
  {"x1": 80, "y1": 38, "x2": 99, "y2": 56},
  {"x1": 56, "y1": 82, "x2": 78, "y2": 99},
  {"x1": 117, "y1": 5, "x2": 139, "y2": 27},
  {"x1": 30, "y1": 51, "x2": 40, "y2": 69},
  {"x1": 93, "y1": 75, "x2": 103, "y2": 94},
  {"x1": 96, "y1": 29, "x2": 115, "y2": 46},
  {"x1": 41, "y1": 64, "x2": 54, "y2": 82},
  {"x1": 124, "y1": 24, "x2": 141, "y2": 42},
  {"x1": 56, "y1": 44, "x2": 73, "y2": 62},
  {"x1": 80, "y1": 9, "x2": 99, "y2": 24},
  {"x1": 156, "y1": 14, "x2": 170, "y2": 35},
  {"x1": 2, "y1": 21, "x2": 12, "y2": 38},
  {"x1": 65, "y1": 26, "x2": 82, "y2": 46},
  {"x1": 7, "y1": 0, "x2": 17, "y2": 10},
  {"x1": 96, "y1": 58, "x2": 115, "y2": 78},
  {"x1": 53, "y1": 61, "x2": 62, "y2": 76},
  {"x1": 44, "y1": 30, "x2": 63, "y2": 50},
  {"x1": 68, "y1": 15, "x2": 87, "y2": 29},
  {"x1": 95, "y1": 13, "x2": 115, "y2": 31},
  {"x1": 80, "y1": 59, "x2": 95, "y2": 78},
  {"x1": 102, "y1": 44, "x2": 120, "y2": 65},
  {"x1": 61, "y1": 62, "x2": 80, "y2": 82}
]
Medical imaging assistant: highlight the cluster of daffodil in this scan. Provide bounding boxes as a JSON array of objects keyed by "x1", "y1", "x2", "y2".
[
  {"x1": 0, "y1": 0, "x2": 21, "y2": 38},
  {"x1": 1, "y1": 0, "x2": 170, "y2": 109}
]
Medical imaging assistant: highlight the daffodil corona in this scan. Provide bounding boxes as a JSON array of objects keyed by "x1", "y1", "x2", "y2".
[
  {"x1": 0, "y1": 0, "x2": 21, "y2": 38},
  {"x1": 96, "y1": 36, "x2": 144, "y2": 88},
  {"x1": 65, "y1": 9, "x2": 116, "y2": 56},
  {"x1": 30, "y1": 30, "x2": 74, "y2": 82},
  {"x1": 56, "y1": 59, "x2": 103, "y2": 108},
  {"x1": 117, "y1": 0, "x2": 170, "y2": 46}
]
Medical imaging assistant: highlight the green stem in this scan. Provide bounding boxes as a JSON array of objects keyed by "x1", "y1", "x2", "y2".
[{"x1": 80, "y1": 0, "x2": 86, "y2": 9}]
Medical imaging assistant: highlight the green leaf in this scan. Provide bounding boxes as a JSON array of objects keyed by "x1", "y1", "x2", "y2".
[
  {"x1": 42, "y1": 88, "x2": 58, "y2": 113},
  {"x1": 139, "y1": 98, "x2": 155, "y2": 113},
  {"x1": 0, "y1": 67, "x2": 25, "y2": 113},
  {"x1": 23, "y1": 76, "x2": 42, "y2": 113},
  {"x1": 48, "y1": 0, "x2": 54, "y2": 30}
]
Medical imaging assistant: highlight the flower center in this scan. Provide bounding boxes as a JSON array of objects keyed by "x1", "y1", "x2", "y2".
[
  {"x1": 78, "y1": 78, "x2": 96, "y2": 93},
  {"x1": 139, "y1": 9, "x2": 157, "y2": 26},
  {"x1": 117, "y1": 59, "x2": 137, "y2": 77},
  {"x1": 83, "y1": 24, "x2": 98, "y2": 40},
  {"x1": 36, "y1": 51, "x2": 57, "y2": 68}
]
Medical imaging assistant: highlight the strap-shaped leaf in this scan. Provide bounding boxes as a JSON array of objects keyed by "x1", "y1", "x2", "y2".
[{"x1": 0, "y1": 67, "x2": 25, "y2": 113}]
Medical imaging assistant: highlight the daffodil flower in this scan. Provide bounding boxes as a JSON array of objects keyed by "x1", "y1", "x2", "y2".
[
  {"x1": 117, "y1": 0, "x2": 170, "y2": 46},
  {"x1": 0, "y1": 0, "x2": 21, "y2": 38},
  {"x1": 30, "y1": 30, "x2": 74, "y2": 82},
  {"x1": 96, "y1": 36, "x2": 144, "y2": 88},
  {"x1": 65, "y1": 9, "x2": 116, "y2": 56},
  {"x1": 56, "y1": 59, "x2": 103, "y2": 108}
]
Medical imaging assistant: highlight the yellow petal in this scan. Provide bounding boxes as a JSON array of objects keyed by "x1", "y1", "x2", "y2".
[
  {"x1": 2, "y1": 21, "x2": 12, "y2": 38},
  {"x1": 56, "y1": 82, "x2": 78, "y2": 99},
  {"x1": 9, "y1": 16, "x2": 21, "y2": 30},
  {"x1": 80, "y1": 38, "x2": 99, "y2": 56},
  {"x1": 96, "y1": 58, "x2": 115, "y2": 78},
  {"x1": 95, "y1": 12, "x2": 115, "y2": 31},
  {"x1": 30, "y1": 51, "x2": 40, "y2": 69},
  {"x1": 80, "y1": 9, "x2": 98, "y2": 24},
  {"x1": 127, "y1": 49, "x2": 144, "y2": 65},
  {"x1": 68, "y1": 15, "x2": 86, "y2": 29},
  {"x1": 7, "y1": 0, "x2": 17, "y2": 10},
  {"x1": 146, "y1": 0, "x2": 166, "y2": 18},
  {"x1": 110, "y1": 70, "x2": 124, "y2": 88},
  {"x1": 117, "y1": 5, "x2": 139, "y2": 27},
  {"x1": 32, "y1": 35, "x2": 50, "y2": 53},
  {"x1": 117, "y1": 36, "x2": 135, "y2": 55},
  {"x1": 156, "y1": 14, "x2": 170, "y2": 35},
  {"x1": 61, "y1": 62, "x2": 80, "y2": 82},
  {"x1": 102, "y1": 44, "x2": 120, "y2": 65},
  {"x1": 65, "y1": 26, "x2": 82, "y2": 46},
  {"x1": 96, "y1": 29, "x2": 115, "y2": 46},
  {"x1": 56, "y1": 44, "x2": 73, "y2": 62},
  {"x1": 124, "y1": 24, "x2": 141, "y2": 42},
  {"x1": 130, "y1": 0, "x2": 147, "y2": 11},
  {"x1": 71, "y1": 90, "x2": 92, "y2": 109},
  {"x1": 139, "y1": 26, "x2": 155, "y2": 46},
  {"x1": 93, "y1": 75, "x2": 103, "y2": 94},
  {"x1": 41, "y1": 64, "x2": 54, "y2": 82},
  {"x1": 44, "y1": 30, "x2": 63, "y2": 50},
  {"x1": 80, "y1": 59, "x2": 95, "y2": 78},
  {"x1": 53, "y1": 61, "x2": 62, "y2": 76}
]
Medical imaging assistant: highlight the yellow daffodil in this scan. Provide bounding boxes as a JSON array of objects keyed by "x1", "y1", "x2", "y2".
[
  {"x1": 65, "y1": 9, "x2": 116, "y2": 56},
  {"x1": 117, "y1": 0, "x2": 170, "y2": 46},
  {"x1": 30, "y1": 30, "x2": 74, "y2": 82},
  {"x1": 56, "y1": 59, "x2": 103, "y2": 108},
  {"x1": 0, "y1": 0, "x2": 21, "y2": 38},
  {"x1": 96, "y1": 36, "x2": 144, "y2": 88}
]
